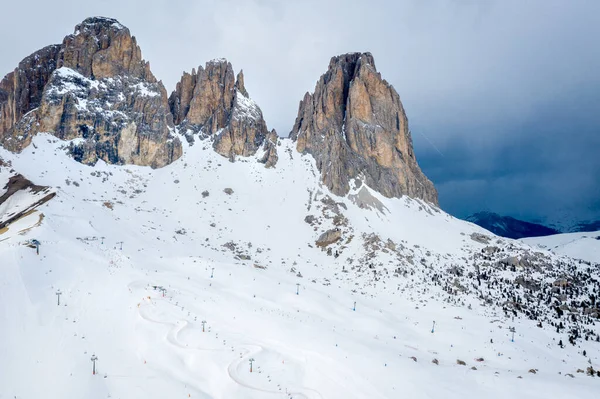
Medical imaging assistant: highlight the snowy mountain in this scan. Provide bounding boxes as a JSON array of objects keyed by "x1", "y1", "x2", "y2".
[
  {"x1": 571, "y1": 221, "x2": 600, "y2": 234},
  {"x1": 523, "y1": 232, "x2": 600, "y2": 264},
  {"x1": 1, "y1": 134, "x2": 599, "y2": 398},
  {"x1": 466, "y1": 211, "x2": 560, "y2": 239},
  {"x1": 0, "y1": 16, "x2": 599, "y2": 399}
]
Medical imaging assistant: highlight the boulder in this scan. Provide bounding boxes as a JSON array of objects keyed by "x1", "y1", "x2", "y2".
[{"x1": 316, "y1": 228, "x2": 342, "y2": 247}]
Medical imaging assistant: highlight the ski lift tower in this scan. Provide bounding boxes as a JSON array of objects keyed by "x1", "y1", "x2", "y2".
[
  {"x1": 91, "y1": 354, "x2": 98, "y2": 375},
  {"x1": 31, "y1": 239, "x2": 41, "y2": 255}
]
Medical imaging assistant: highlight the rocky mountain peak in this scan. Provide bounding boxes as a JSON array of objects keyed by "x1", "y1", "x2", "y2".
[
  {"x1": 290, "y1": 52, "x2": 438, "y2": 204},
  {"x1": 169, "y1": 59, "x2": 278, "y2": 167},
  {"x1": 0, "y1": 17, "x2": 181, "y2": 168},
  {"x1": 235, "y1": 70, "x2": 248, "y2": 97},
  {"x1": 59, "y1": 16, "x2": 154, "y2": 82},
  {"x1": 169, "y1": 59, "x2": 235, "y2": 132}
]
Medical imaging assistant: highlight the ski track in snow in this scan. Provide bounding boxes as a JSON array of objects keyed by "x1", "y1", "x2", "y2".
[{"x1": 136, "y1": 285, "x2": 323, "y2": 398}]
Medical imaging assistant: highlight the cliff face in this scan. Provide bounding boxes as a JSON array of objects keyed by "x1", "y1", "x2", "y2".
[
  {"x1": 0, "y1": 17, "x2": 181, "y2": 168},
  {"x1": 0, "y1": 45, "x2": 62, "y2": 140},
  {"x1": 290, "y1": 53, "x2": 437, "y2": 204},
  {"x1": 169, "y1": 61, "x2": 278, "y2": 167}
]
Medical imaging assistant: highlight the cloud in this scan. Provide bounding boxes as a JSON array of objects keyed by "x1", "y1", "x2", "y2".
[{"x1": 1, "y1": 0, "x2": 598, "y2": 225}]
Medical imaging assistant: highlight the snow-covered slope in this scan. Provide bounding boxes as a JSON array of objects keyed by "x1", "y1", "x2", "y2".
[
  {"x1": 522, "y1": 232, "x2": 600, "y2": 264},
  {"x1": 1, "y1": 135, "x2": 599, "y2": 399},
  {"x1": 0, "y1": 159, "x2": 55, "y2": 239}
]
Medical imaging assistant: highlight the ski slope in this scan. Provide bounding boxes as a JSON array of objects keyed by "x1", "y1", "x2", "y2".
[{"x1": 1, "y1": 134, "x2": 598, "y2": 398}]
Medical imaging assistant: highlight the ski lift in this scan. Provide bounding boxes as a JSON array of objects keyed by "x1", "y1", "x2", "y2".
[{"x1": 27, "y1": 239, "x2": 41, "y2": 254}]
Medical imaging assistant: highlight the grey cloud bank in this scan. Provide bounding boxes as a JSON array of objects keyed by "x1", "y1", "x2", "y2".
[{"x1": 1, "y1": 0, "x2": 598, "y2": 227}]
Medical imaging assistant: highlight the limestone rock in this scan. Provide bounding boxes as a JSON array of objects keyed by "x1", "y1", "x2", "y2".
[
  {"x1": 316, "y1": 228, "x2": 342, "y2": 247},
  {"x1": 169, "y1": 59, "x2": 235, "y2": 133},
  {"x1": 259, "y1": 129, "x2": 279, "y2": 168},
  {"x1": 0, "y1": 45, "x2": 62, "y2": 149},
  {"x1": 169, "y1": 61, "x2": 277, "y2": 166},
  {"x1": 289, "y1": 52, "x2": 437, "y2": 204},
  {"x1": 59, "y1": 17, "x2": 155, "y2": 81},
  {"x1": 0, "y1": 17, "x2": 181, "y2": 168}
]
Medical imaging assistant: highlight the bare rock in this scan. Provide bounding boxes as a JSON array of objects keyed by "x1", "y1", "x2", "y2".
[
  {"x1": 304, "y1": 215, "x2": 317, "y2": 225},
  {"x1": 316, "y1": 228, "x2": 342, "y2": 247},
  {"x1": 0, "y1": 45, "x2": 61, "y2": 147},
  {"x1": 169, "y1": 61, "x2": 277, "y2": 166},
  {"x1": 0, "y1": 174, "x2": 56, "y2": 229},
  {"x1": 0, "y1": 17, "x2": 182, "y2": 168},
  {"x1": 289, "y1": 52, "x2": 437, "y2": 204},
  {"x1": 470, "y1": 232, "x2": 491, "y2": 244},
  {"x1": 59, "y1": 17, "x2": 155, "y2": 81},
  {"x1": 259, "y1": 129, "x2": 279, "y2": 168}
]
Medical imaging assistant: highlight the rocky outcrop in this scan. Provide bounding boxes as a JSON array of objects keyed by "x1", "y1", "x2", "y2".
[
  {"x1": 0, "y1": 173, "x2": 56, "y2": 230},
  {"x1": 59, "y1": 17, "x2": 155, "y2": 81},
  {"x1": 258, "y1": 129, "x2": 279, "y2": 168},
  {"x1": 169, "y1": 59, "x2": 234, "y2": 133},
  {"x1": 0, "y1": 17, "x2": 181, "y2": 168},
  {"x1": 290, "y1": 52, "x2": 437, "y2": 204},
  {"x1": 0, "y1": 45, "x2": 62, "y2": 138},
  {"x1": 169, "y1": 61, "x2": 277, "y2": 166},
  {"x1": 316, "y1": 228, "x2": 342, "y2": 247}
]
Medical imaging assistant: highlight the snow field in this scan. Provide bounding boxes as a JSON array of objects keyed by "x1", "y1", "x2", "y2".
[{"x1": 0, "y1": 134, "x2": 598, "y2": 398}]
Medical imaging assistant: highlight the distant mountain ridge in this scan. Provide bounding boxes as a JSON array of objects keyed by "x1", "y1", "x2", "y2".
[
  {"x1": 466, "y1": 211, "x2": 600, "y2": 238},
  {"x1": 465, "y1": 211, "x2": 560, "y2": 239},
  {"x1": 570, "y1": 220, "x2": 600, "y2": 233}
]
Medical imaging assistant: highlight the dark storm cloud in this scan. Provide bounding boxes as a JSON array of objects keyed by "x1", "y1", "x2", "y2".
[{"x1": 1, "y1": 0, "x2": 598, "y2": 226}]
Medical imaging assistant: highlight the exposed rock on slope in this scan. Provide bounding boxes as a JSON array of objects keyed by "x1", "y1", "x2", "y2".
[
  {"x1": 316, "y1": 228, "x2": 342, "y2": 247},
  {"x1": 169, "y1": 60, "x2": 278, "y2": 166},
  {"x1": 290, "y1": 52, "x2": 437, "y2": 204},
  {"x1": 0, "y1": 17, "x2": 181, "y2": 168},
  {"x1": 0, "y1": 160, "x2": 55, "y2": 230},
  {"x1": 0, "y1": 45, "x2": 62, "y2": 137}
]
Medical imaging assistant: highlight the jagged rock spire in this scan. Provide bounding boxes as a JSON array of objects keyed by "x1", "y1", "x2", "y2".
[
  {"x1": 169, "y1": 59, "x2": 278, "y2": 167},
  {"x1": 235, "y1": 70, "x2": 248, "y2": 97},
  {"x1": 290, "y1": 52, "x2": 438, "y2": 204}
]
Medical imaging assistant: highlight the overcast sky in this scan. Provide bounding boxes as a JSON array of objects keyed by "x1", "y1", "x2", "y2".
[{"x1": 1, "y1": 0, "x2": 599, "y2": 228}]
